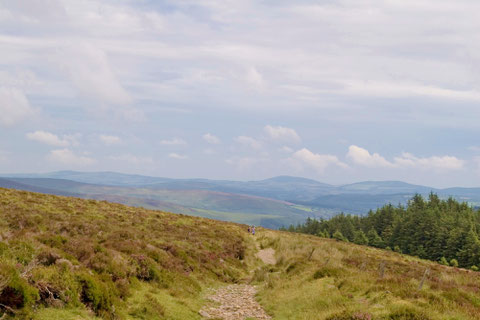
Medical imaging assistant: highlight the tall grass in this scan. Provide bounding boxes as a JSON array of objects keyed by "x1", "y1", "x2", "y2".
[{"x1": 253, "y1": 230, "x2": 480, "y2": 319}]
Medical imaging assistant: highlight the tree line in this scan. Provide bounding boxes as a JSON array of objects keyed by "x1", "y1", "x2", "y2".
[{"x1": 282, "y1": 194, "x2": 480, "y2": 270}]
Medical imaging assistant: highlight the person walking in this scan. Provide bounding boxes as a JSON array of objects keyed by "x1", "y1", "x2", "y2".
[{"x1": 252, "y1": 225, "x2": 255, "y2": 236}]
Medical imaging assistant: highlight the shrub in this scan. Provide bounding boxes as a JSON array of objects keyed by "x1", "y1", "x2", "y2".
[
  {"x1": 38, "y1": 234, "x2": 68, "y2": 249},
  {"x1": 0, "y1": 263, "x2": 39, "y2": 311},
  {"x1": 471, "y1": 265, "x2": 479, "y2": 271},
  {"x1": 31, "y1": 265, "x2": 80, "y2": 306},
  {"x1": 439, "y1": 257, "x2": 449, "y2": 266},
  {"x1": 450, "y1": 259, "x2": 459, "y2": 267},
  {"x1": 76, "y1": 272, "x2": 116, "y2": 317},
  {"x1": 333, "y1": 230, "x2": 348, "y2": 242}
]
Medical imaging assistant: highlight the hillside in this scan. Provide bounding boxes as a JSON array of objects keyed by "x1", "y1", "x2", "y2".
[
  {"x1": 5, "y1": 172, "x2": 480, "y2": 224},
  {"x1": 0, "y1": 188, "x2": 253, "y2": 319},
  {"x1": 0, "y1": 177, "x2": 330, "y2": 229},
  {"x1": 2, "y1": 189, "x2": 480, "y2": 319}
]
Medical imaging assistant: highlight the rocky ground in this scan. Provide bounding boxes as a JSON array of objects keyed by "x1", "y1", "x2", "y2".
[{"x1": 199, "y1": 284, "x2": 271, "y2": 320}]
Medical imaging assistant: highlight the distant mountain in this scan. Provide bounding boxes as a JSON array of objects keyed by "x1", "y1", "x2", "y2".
[
  {"x1": 0, "y1": 177, "x2": 80, "y2": 197},
  {"x1": 3, "y1": 171, "x2": 480, "y2": 228},
  {"x1": 1, "y1": 176, "x2": 334, "y2": 228},
  {"x1": 3, "y1": 170, "x2": 171, "y2": 186},
  {"x1": 336, "y1": 180, "x2": 436, "y2": 195}
]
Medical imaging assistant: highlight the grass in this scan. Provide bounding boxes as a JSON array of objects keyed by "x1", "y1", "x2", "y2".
[
  {"x1": 2, "y1": 188, "x2": 480, "y2": 319},
  {"x1": 0, "y1": 188, "x2": 254, "y2": 319},
  {"x1": 252, "y1": 229, "x2": 480, "y2": 319}
]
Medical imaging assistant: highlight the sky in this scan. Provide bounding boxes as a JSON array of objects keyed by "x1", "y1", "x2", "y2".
[{"x1": 1, "y1": 0, "x2": 480, "y2": 188}]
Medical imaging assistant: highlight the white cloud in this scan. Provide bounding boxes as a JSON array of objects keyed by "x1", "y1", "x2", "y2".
[
  {"x1": 48, "y1": 149, "x2": 95, "y2": 166},
  {"x1": 264, "y1": 125, "x2": 301, "y2": 144},
  {"x1": 347, "y1": 145, "x2": 394, "y2": 168},
  {"x1": 279, "y1": 146, "x2": 294, "y2": 153},
  {"x1": 100, "y1": 134, "x2": 121, "y2": 146},
  {"x1": 348, "y1": 145, "x2": 464, "y2": 170},
  {"x1": 168, "y1": 153, "x2": 187, "y2": 160},
  {"x1": 26, "y1": 130, "x2": 73, "y2": 147},
  {"x1": 0, "y1": 87, "x2": 35, "y2": 126},
  {"x1": 203, "y1": 133, "x2": 221, "y2": 144},
  {"x1": 235, "y1": 135, "x2": 262, "y2": 149},
  {"x1": 291, "y1": 148, "x2": 347, "y2": 174},
  {"x1": 59, "y1": 43, "x2": 131, "y2": 105},
  {"x1": 245, "y1": 66, "x2": 265, "y2": 90},
  {"x1": 109, "y1": 154, "x2": 153, "y2": 164},
  {"x1": 394, "y1": 153, "x2": 464, "y2": 170},
  {"x1": 160, "y1": 137, "x2": 187, "y2": 146}
]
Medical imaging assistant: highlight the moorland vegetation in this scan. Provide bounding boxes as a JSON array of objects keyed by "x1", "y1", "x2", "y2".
[{"x1": 2, "y1": 189, "x2": 480, "y2": 319}]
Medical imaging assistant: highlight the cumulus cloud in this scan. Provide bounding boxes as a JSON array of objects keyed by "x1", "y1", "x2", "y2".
[
  {"x1": 168, "y1": 153, "x2": 187, "y2": 160},
  {"x1": 290, "y1": 148, "x2": 347, "y2": 174},
  {"x1": 48, "y1": 149, "x2": 95, "y2": 166},
  {"x1": 347, "y1": 145, "x2": 394, "y2": 168},
  {"x1": 264, "y1": 125, "x2": 301, "y2": 144},
  {"x1": 394, "y1": 153, "x2": 464, "y2": 170},
  {"x1": 160, "y1": 138, "x2": 187, "y2": 146},
  {"x1": 26, "y1": 130, "x2": 76, "y2": 147},
  {"x1": 235, "y1": 136, "x2": 262, "y2": 149},
  {"x1": 348, "y1": 145, "x2": 464, "y2": 170},
  {"x1": 203, "y1": 133, "x2": 221, "y2": 144},
  {"x1": 100, "y1": 134, "x2": 121, "y2": 146},
  {"x1": 0, "y1": 87, "x2": 35, "y2": 126}
]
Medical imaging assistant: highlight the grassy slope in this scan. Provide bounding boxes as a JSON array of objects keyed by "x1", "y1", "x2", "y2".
[
  {"x1": 0, "y1": 188, "x2": 257, "y2": 319},
  {"x1": 2, "y1": 178, "x2": 329, "y2": 228},
  {"x1": 253, "y1": 230, "x2": 480, "y2": 320},
  {"x1": 2, "y1": 188, "x2": 480, "y2": 319}
]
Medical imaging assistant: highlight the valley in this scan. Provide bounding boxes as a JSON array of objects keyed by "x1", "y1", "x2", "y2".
[{"x1": 2, "y1": 171, "x2": 480, "y2": 229}]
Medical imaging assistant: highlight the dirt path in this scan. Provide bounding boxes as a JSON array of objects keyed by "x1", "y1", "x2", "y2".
[
  {"x1": 199, "y1": 284, "x2": 271, "y2": 319},
  {"x1": 255, "y1": 248, "x2": 276, "y2": 265}
]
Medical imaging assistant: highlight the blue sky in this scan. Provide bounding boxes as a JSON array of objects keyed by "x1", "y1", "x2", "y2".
[{"x1": 1, "y1": 0, "x2": 480, "y2": 187}]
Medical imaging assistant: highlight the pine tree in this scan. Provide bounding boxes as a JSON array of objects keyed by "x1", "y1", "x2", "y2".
[
  {"x1": 367, "y1": 229, "x2": 384, "y2": 248},
  {"x1": 353, "y1": 230, "x2": 368, "y2": 245}
]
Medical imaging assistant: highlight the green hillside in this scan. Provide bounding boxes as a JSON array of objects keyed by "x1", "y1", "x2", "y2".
[
  {"x1": 0, "y1": 188, "x2": 253, "y2": 319},
  {"x1": 0, "y1": 178, "x2": 330, "y2": 228},
  {"x1": 2, "y1": 188, "x2": 480, "y2": 319}
]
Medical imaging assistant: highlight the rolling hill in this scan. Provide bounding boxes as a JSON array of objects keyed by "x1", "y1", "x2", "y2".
[
  {"x1": 3, "y1": 171, "x2": 480, "y2": 227},
  {"x1": 1, "y1": 188, "x2": 480, "y2": 319}
]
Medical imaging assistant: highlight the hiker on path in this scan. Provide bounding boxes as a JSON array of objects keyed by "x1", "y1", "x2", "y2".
[{"x1": 252, "y1": 226, "x2": 255, "y2": 235}]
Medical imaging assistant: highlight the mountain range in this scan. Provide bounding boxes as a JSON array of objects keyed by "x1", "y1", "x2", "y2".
[{"x1": 1, "y1": 171, "x2": 480, "y2": 228}]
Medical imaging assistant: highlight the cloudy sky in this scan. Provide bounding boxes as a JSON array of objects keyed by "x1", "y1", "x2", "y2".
[{"x1": 1, "y1": 0, "x2": 480, "y2": 187}]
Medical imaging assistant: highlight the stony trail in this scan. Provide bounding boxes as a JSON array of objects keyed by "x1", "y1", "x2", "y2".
[
  {"x1": 255, "y1": 247, "x2": 276, "y2": 265},
  {"x1": 199, "y1": 284, "x2": 271, "y2": 320},
  {"x1": 199, "y1": 240, "x2": 276, "y2": 319}
]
